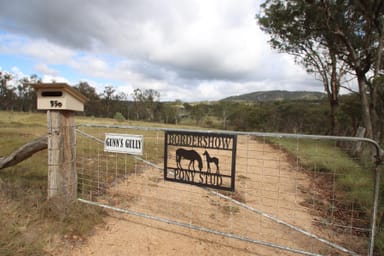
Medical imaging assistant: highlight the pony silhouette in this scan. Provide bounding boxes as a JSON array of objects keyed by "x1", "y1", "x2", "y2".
[
  {"x1": 176, "y1": 148, "x2": 203, "y2": 171},
  {"x1": 203, "y1": 150, "x2": 219, "y2": 173}
]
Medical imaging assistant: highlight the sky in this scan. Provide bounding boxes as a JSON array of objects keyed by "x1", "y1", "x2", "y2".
[{"x1": 0, "y1": 0, "x2": 323, "y2": 102}]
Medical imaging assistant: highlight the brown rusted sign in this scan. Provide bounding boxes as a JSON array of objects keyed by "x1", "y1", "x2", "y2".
[{"x1": 164, "y1": 130, "x2": 237, "y2": 191}]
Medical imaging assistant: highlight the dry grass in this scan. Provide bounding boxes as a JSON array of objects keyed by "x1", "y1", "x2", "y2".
[
  {"x1": 0, "y1": 111, "x2": 202, "y2": 255},
  {"x1": 0, "y1": 111, "x2": 108, "y2": 255}
]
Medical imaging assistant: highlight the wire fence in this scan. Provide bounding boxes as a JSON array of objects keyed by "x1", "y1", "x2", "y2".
[{"x1": 76, "y1": 124, "x2": 383, "y2": 255}]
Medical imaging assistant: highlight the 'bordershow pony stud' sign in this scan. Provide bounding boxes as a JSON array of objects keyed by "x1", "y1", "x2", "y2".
[{"x1": 164, "y1": 130, "x2": 237, "y2": 191}]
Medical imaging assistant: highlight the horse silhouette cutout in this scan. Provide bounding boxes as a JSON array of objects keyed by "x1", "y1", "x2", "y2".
[
  {"x1": 176, "y1": 148, "x2": 203, "y2": 171},
  {"x1": 203, "y1": 150, "x2": 219, "y2": 174}
]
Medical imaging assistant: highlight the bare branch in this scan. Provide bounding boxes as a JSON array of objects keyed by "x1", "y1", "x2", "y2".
[{"x1": 0, "y1": 135, "x2": 47, "y2": 170}]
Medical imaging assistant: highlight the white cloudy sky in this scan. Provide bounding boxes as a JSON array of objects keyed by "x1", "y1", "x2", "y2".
[{"x1": 0, "y1": 0, "x2": 323, "y2": 102}]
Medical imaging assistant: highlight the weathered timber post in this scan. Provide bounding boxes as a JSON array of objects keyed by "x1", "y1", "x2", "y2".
[
  {"x1": 47, "y1": 110, "x2": 77, "y2": 199},
  {"x1": 32, "y1": 83, "x2": 88, "y2": 200}
]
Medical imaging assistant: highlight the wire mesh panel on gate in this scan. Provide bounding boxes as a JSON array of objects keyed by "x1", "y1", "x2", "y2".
[{"x1": 76, "y1": 125, "x2": 380, "y2": 255}]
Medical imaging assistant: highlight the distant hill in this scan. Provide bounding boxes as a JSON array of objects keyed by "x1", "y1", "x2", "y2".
[{"x1": 221, "y1": 90, "x2": 326, "y2": 102}]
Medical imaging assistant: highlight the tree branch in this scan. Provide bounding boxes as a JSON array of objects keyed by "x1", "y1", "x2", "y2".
[{"x1": 0, "y1": 135, "x2": 47, "y2": 170}]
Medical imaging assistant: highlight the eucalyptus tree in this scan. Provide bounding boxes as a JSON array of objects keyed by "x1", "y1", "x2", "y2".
[
  {"x1": 132, "y1": 88, "x2": 143, "y2": 120},
  {"x1": 258, "y1": 0, "x2": 384, "y2": 139},
  {"x1": 318, "y1": 0, "x2": 384, "y2": 139},
  {"x1": 258, "y1": 0, "x2": 348, "y2": 134},
  {"x1": 101, "y1": 85, "x2": 116, "y2": 117},
  {"x1": 17, "y1": 75, "x2": 39, "y2": 112},
  {"x1": 0, "y1": 71, "x2": 15, "y2": 111},
  {"x1": 75, "y1": 81, "x2": 101, "y2": 116},
  {"x1": 131, "y1": 88, "x2": 160, "y2": 121},
  {"x1": 143, "y1": 89, "x2": 161, "y2": 121}
]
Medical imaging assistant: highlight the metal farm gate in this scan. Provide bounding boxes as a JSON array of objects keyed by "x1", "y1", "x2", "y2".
[{"x1": 76, "y1": 124, "x2": 383, "y2": 256}]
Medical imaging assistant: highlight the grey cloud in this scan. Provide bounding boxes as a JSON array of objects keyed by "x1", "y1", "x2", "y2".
[
  {"x1": 0, "y1": 0, "x2": 255, "y2": 77},
  {"x1": 0, "y1": 0, "x2": 163, "y2": 49},
  {"x1": 1, "y1": 1, "x2": 96, "y2": 49},
  {"x1": 0, "y1": 0, "x2": 324, "y2": 100},
  {"x1": 125, "y1": 59, "x2": 177, "y2": 81}
]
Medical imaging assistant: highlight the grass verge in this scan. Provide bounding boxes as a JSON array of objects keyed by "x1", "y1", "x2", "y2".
[
  {"x1": 0, "y1": 110, "x2": 200, "y2": 255},
  {"x1": 270, "y1": 138, "x2": 374, "y2": 208},
  {"x1": 0, "y1": 111, "x2": 107, "y2": 255},
  {"x1": 269, "y1": 137, "x2": 383, "y2": 254}
]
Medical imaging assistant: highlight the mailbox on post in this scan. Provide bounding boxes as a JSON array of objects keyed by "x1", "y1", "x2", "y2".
[
  {"x1": 31, "y1": 82, "x2": 88, "y2": 200},
  {"x1": 32, "y1": 83, "x2": 88, "y2": 112}
]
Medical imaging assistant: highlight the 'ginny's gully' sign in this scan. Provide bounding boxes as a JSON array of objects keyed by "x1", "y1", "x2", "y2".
[{"x1": 104, "y1": 133, "x2": 143, "y2": 155}]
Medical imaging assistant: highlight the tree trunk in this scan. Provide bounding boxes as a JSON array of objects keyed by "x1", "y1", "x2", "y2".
[
  {"x1": 372, "y1": 31, "x2": 384, "y2": 141},
  {"x1": 357, "y1": 74, "x2": 373, "y2": 139},
  {"x1": 329, "y1": 101, "x2": 337, "y2": 134},
  {"x1": 352, "y1": 126, "x2": 366, "y2": 156}
]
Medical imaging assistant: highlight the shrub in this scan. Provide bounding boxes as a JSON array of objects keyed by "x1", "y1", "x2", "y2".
[{"x1": 114, "y1": 112, "x2": 125, "y2": 122}]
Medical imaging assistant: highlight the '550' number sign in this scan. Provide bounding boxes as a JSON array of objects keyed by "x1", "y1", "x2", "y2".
[{"x1": 50, "y1": 100, "x2": 62, "y2": 108}]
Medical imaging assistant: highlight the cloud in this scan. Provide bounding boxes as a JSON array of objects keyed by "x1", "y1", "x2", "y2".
[
  {"x1": 23, "y1": 39, "x2": 75, "y2": 64},
  {"x1": 41, "y1": 74, "x2": 70, "y2": 84},
  {"x1": 34, "y1": 63, "x2": 58, "y2": 76},
  {"x1": 0, "y1": 0, "x2": 323, "y2": 101}
]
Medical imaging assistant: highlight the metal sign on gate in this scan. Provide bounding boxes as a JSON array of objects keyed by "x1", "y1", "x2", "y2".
[
  {"x1": 164, "y1": 130, "x2": 237, "y2": 191},
  {"x1": 104, "y1": 133, "x2": 143, "y2": 155}
]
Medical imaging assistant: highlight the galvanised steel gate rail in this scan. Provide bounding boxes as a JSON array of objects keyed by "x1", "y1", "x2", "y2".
[{"x1": 76, "y1": 124, "x2": 383, "y2": 255}]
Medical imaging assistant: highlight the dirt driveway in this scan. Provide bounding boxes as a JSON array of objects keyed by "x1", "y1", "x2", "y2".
[{"x1": 60, "y1": 135, "x2": 354, "y2": 256}]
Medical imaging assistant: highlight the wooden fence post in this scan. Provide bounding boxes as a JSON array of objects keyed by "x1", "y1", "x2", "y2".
[{"x1": 47, "y1": 110, "x2": 77, "y2": 200}]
